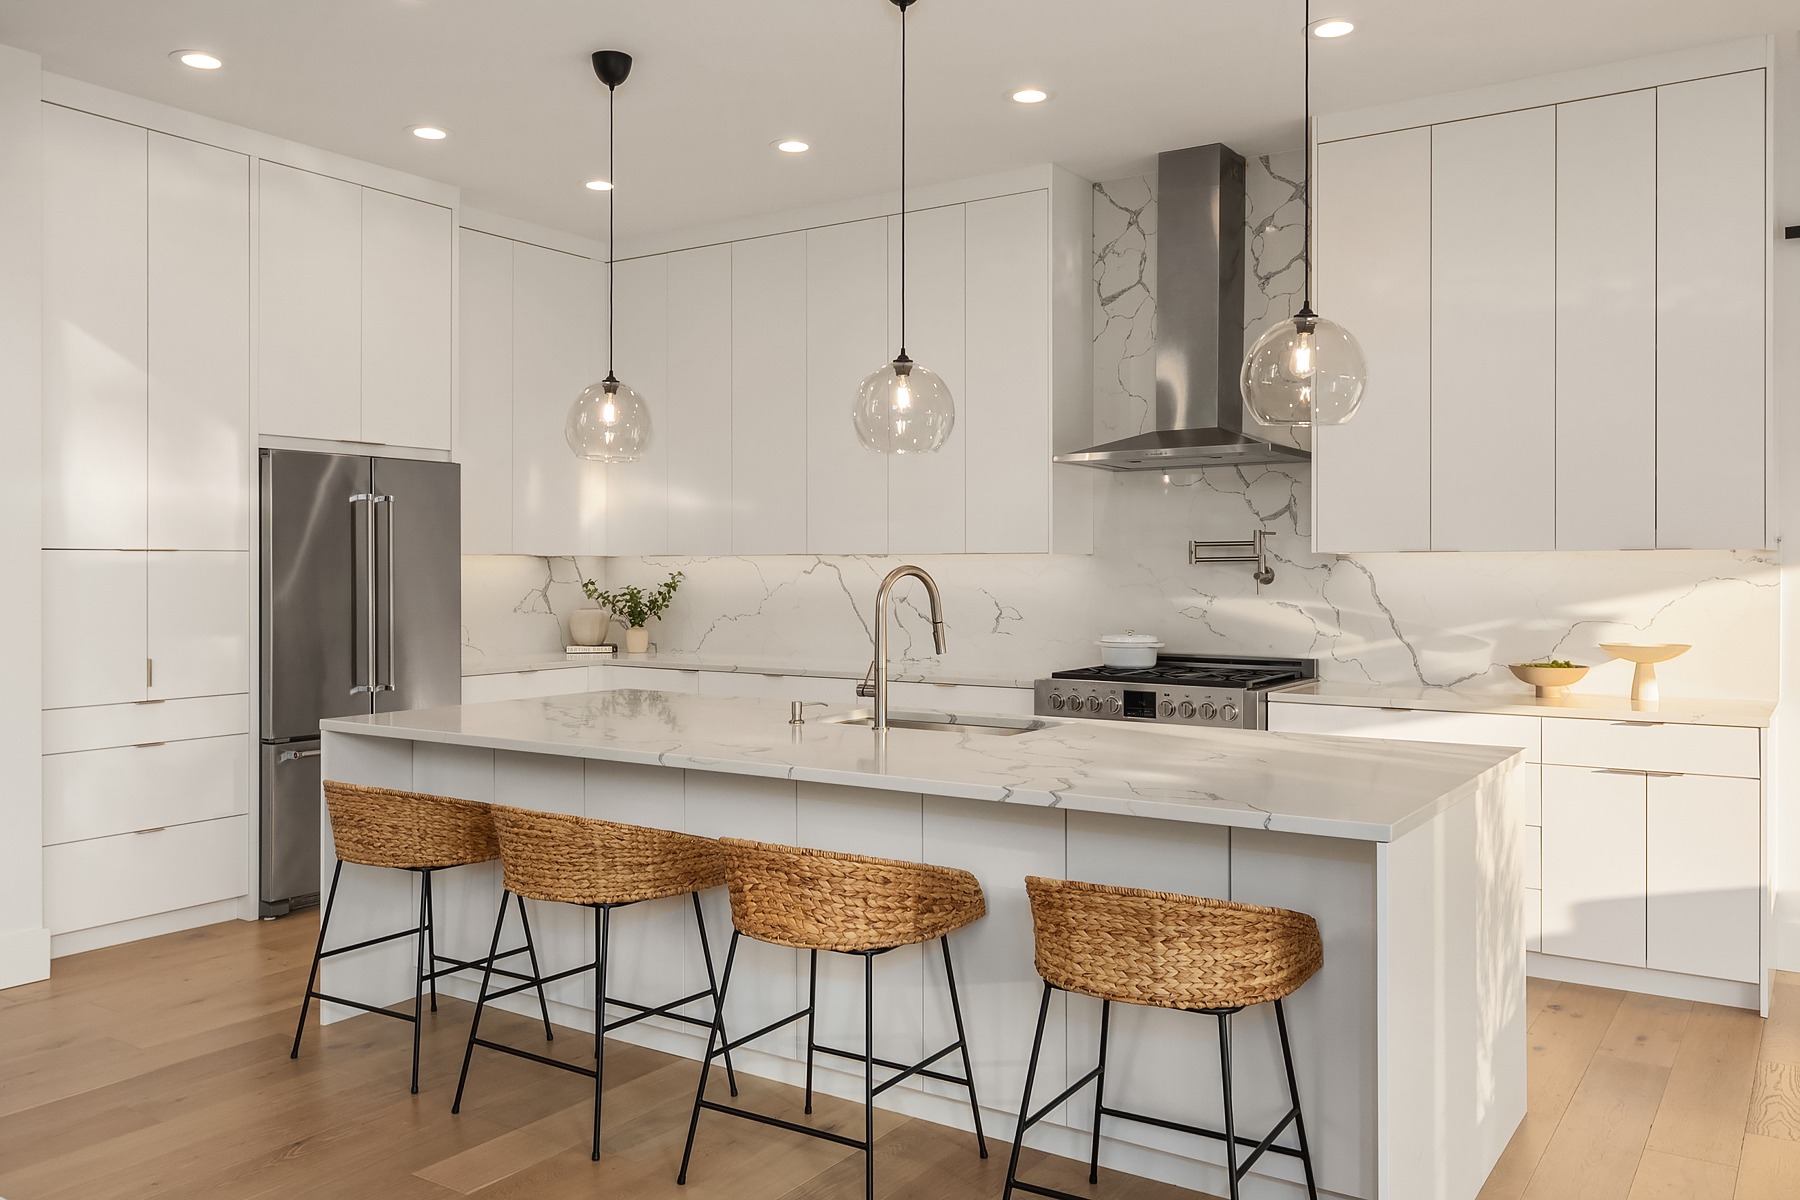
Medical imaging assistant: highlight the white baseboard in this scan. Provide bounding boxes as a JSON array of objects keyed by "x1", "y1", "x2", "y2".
[
  {"x1": 0, "y1": 926, "x2": 51, "y2": 990},
  {"x1": 1528, "y1": 952, "x2": 1759, "y2": 1011},
  {"x1": 51, "y1": 899, "x2": 244, "y2": 959}
]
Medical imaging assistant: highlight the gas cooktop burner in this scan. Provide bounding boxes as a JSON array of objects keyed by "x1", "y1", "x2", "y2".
[
  {"x1": 1053, "y1": 663, "x2": 1301, "y2": 688},
  {"x1": 1036, "y1": 654, "x2": 1316, "y2": 730}
]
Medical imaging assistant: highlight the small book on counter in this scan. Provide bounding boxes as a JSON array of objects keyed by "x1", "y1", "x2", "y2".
[{"x1": 564, "y1": 644, "x2": 618, "y2": 655}]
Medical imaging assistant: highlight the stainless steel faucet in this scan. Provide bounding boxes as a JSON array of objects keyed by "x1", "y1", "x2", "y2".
[{"x1": 856, "y1": 565, "x2": 948, "y2": 731}]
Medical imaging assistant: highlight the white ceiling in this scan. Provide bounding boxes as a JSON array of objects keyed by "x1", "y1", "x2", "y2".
[{"x1": 2, "y1": 1, "x2": 1792, "y2": 240}]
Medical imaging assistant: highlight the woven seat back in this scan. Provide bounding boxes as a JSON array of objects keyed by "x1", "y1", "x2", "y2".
[
  {"x1": 1025, "y1": 876, "x2": 1322, "y2": 1010},
  {"x1": 719, "y1": 838, "x2": 986, "y2": 953},
  {"x1": 489, "y1": 805, "x2": 726, "y2": 906},
  {"x1": 322, "y1": 781, "x2": 498, "y2": 870}
]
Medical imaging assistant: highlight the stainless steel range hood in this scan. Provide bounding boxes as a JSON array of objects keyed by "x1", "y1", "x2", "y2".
[{"x1": 1056, "y1": 143, "x2": 1309, "y2": 471}]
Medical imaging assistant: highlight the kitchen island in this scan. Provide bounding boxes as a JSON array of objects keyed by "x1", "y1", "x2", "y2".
[{"x1": 319, "y1": 689, "x2": 1525, "y2": 1200}]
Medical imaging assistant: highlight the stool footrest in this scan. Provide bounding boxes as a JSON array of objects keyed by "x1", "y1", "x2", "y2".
[
  {"x1": 470, "y1": 1037, "x2": 596, "y2": 1080},
  {"x1": 694, "y1": 1098, "x2": 867, "y2": 1153},
  {"x1": 811, "y1": 1040, "x2": 968, "y2": 1097},
  {"x1": 1098, "y1": 1103, "x2": 1305, "y2": 1178},
  {"x1": 299, "y1": 990, "x2": 420, "y2": 1024}
]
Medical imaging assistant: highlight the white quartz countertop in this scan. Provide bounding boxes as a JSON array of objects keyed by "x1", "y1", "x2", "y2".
[
  {"x1": 1268, "y1": 680, "x2": 1774, "y2": 728},
  {"x1": 323, "y1": 689, "x2": 1519, "y2": 843},
  {"x1": 461, "y1": 650, "x2": 1038, "y2": 690}
]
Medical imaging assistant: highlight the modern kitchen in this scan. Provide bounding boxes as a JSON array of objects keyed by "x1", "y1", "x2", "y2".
[{"x1": 0, "y1": 3, "x2": 1797, "y2": 1199}]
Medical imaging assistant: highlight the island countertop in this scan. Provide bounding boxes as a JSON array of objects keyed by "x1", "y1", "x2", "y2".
[{"x1": 322, "y1": 688, "x2": 1520, "y2": 842}]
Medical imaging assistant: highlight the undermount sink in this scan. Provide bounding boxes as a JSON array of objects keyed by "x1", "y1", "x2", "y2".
[{"x1": 823, "y1": 709, "x2": 1048, "y2": 737}]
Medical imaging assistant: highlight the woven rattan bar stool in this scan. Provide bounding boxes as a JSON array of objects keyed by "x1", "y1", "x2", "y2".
[
  {"x1": 291, "y1": 782, "x2": 552, "y2": 1095},
  {"x1": 1004, "y1": 877, "x2": 1323, "y2": 1200},
  {"x1": 452, "y1": 805, "x2": 739, "y2": 1162},
  {"x1": 677, "y1": 838, "x2": 990, "y2": 1200}
]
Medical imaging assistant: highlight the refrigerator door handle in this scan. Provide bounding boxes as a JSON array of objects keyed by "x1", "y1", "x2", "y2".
[
  {"x1": 374, "y1": 493, "x2": 397, "y2": 694},
  {"x1": 348, "y1": 492, "x2": 378, "y2": 696},
  {"x1": 278, "y1": 747, "x2": 322, "y2": 763}
]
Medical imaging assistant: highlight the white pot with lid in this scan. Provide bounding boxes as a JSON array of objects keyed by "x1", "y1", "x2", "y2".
[{"x1": 1097, "y1": 631, "x2": 1164, "y2": 669}]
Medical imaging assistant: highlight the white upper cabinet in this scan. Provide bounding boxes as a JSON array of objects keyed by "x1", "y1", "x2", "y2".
[
  {"x1": 1556, "y1": 90, "x2": 1657, "y2": 551},
  {"x1": 360, "y1": 188, "x2": 453, "y2": 450},
  {"x1": 1430, "y1": 107, "x2": 1556, "y2": 551},
  {"x1": 42, "y1": 107, "x2": 148, "y2": 551},
  {"x1": 806, "y1": 217, "x2": 890, "y2": 554},
  {"x1": 1655, "y1": 71, "x2": 1766, "y2": 550},
  {"x1": 512, "y1": 241, "x2": 607, "y2": 555},
  {"x1": 665, "y1": 244, "x2": 734, "y2": 556},
  {"x1": 147, "y1": 132, "x2": 250, "y2": 552},
  {"x1": 457, "y1": 229, "x2": 515, "y2": 554},
  {"x1": 1313, "y1": 128, "x2": 1432, "y2": 553},
  {"x1": 258, "y1": 161, "x2": 362, "y2": 443},
  {"x1": 887, "y1": 205, "x2": 966, "y2": 554},
  {"x1": 730, "y1": 232, "x2": 808, "y2": 555},
  {"x1": 608, "y1": 254, "x2": 671, "y2": 555}
]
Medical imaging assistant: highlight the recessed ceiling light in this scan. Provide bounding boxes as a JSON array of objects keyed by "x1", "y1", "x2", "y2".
[
  {"x1": 1009, "y1": 87, "x2": 1052, "y2": 104},
  {"x1": 171, "y1": 50, "x2": 222, "y2": 70},
  {"x1": 1310, "y1": 18, "x2": 1355, "y2": 37},
  {"x1": 774, "y1": 139, "x2": 810, "y2": 154},
  {"x1": 408, "y1": 125, "x2": 449, "y2": 141},
  {"x1": 585, "y1": 179, "x2": 615, "y2": 191}
]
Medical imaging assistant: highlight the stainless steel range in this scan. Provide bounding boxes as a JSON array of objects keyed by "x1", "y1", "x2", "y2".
[{"x1": 1033, "y1": 654, "x2": 1317, "y2": 730}]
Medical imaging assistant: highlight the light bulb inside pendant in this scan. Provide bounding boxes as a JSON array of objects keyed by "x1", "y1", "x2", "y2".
[
  {"x1": 856, "y1": 356, "x2": 953, "y2": 454},
  {"x1": 566, "y1": 376, "x2": 651, "y2": 462}
]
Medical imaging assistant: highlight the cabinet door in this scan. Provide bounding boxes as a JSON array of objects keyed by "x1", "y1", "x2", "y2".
[
  {"x1": 42, "y1": 106, "x2": 148, "y2": 551},
  {"x1": 666, "y1": 244, "x2": 734, "y2": 555},
  {"x1": 258, "y1": 162, "x2": 361, "y2": 441},
  {"x1": 43, "y1": 551, "x2": 148, "y2": 709},
  {"x1": 965, "y1": 191, "x2": 1050, "y2": 553},
  {"x1": 1312, "y1": 130, "x2": 1432, "y2": 551},
  {"x1": 1555, "y1": 91, "x2": 1656, "y2": 550},
  {"x1": 1430, "y1": 107, "x2": 1556, "y2": 550},
  {"x1": 148, "y1": 133, "x2": 250, "y2": 552},
  {"x1": 806, "y1": 218, "x2": 889, "y2": 553},
  {"x1": 607, "y1": 254, "x2": 670, "y2": 555},
  {"x1": 43, "y1": 734, "x2": 249, "y2": 845},
  {"x1": 44, "y1": 815, "x2": 248, "y2": 935},
  {"x1": 1647, "y1": 773, "x2": 1760, "y2": 983},
  {"x1": 360, "y1": 188, "x2": 453, "y2": 450},
  {"x1": 1541, "y1": 766, "x2": 1645, "y2": 967},
  {"x1": 462, "y1": 667, "x2": 589, "y2": 704},
  {"x1": 457, "y1": 229, "x2": 515, "y2": 553},
  {"x1": 512, "y1": 243, "x2": 607, "y2": 554},
  {"x1": 731, "y1": 232, "x2": 808, "y2": 554},
  {"x1": 888, "y1": 205, "x2": 966, "y2": 553},
  {"x1": 1656, "y1": 71, "x2": 1766, "y2": 550},
  {"x1": 147, "y1": 551, "x2": 249, "y2": 700}
]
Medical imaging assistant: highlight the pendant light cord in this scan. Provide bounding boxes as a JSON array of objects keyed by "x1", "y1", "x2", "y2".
[
  {"x1": 1300, "y1": 0, "x2": 1312, "y2": 309},
  {"x1": 606, "y1": 80, "x2": 617, "y2": 379},
  {"x1": 898, "y1": 0, "x2": 908, "y2": 357}
]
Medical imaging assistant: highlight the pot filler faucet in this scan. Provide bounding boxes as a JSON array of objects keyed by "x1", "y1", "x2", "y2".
[{"x1": 857, "y1": 565, "x2": 948, "y2": 731}]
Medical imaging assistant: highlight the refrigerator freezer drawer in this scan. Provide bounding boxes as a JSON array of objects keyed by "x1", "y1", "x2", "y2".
[{"x1": 261, "y1": 739, "x2": 323, "y2": 916}]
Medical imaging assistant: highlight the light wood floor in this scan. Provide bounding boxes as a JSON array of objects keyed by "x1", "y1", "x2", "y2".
[{"x1": 0, "y1": 918, "x2": 1796, "y2": 1200}]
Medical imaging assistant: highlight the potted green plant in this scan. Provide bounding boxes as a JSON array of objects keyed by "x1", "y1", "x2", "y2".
[{"x1": 583, "y1": 570, "x2": 684, "y2": 655}]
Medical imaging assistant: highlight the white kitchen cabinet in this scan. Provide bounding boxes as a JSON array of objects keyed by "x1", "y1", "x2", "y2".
[
  {"x1": 806, "y1": 218, "x2": 889, "y2": 553},
  {"x1": 1655, "y1": 70, "x2": 1767, "y2": 550},
  {"x1": 462, "y1": 667, "x2": 591, "y2": 704},
  {"x1": 457, "y1": 229, "x2": 516, "y2": 554},
  {"x1": 887, "y1": 205, "x2": 966, "y2": 553},
  {"x1": 608, "y1": 254, "x2": 671, "y2": 555},
  {"x1": 1313, "y1": 128, "x2": 1433, "y2": 553},
  {"x1": 42, "y1": 551, "x2": 148, "y2": 710},
  {"x1": 665, "y1": 244, "x2": 734, "y2": 555},
  {"x1": 360, "y1": 188, "x2": 453, "y2": 450},
  {"x1": 694, "y1": 672, "x2": 861, "y2": 705},
  {"x1": 42, "y1": 106, "x2": 148, "y2": 552},
  {"x1": 146, "y1": 552, "x2": 250, "y2": 701},
  {"x1": 258, "y1": 161, "x2": 362, "y2": 443},
  {"x1": 44, "y1": 814, "x2": 249, "y2": 935},
  {"x1": 1430, "y1": 107, "x2": 1556, "y2": 551},
  {"x1": 964, "y1": 191, "x2": 1050, "y2": 553},
  {"x1": 512, "y1": 241, "x2": 607, "y2": 555},
  {"x1": 1646, "y1": 773, "x2": 1761, "y2": 983},
  {"x1": 43, "y1": 694, "x2": 248, "y2": 755},
  {"x1": 1555, "y1": 91, "x2": 1656, "y2": 550},
  {"x1": 590, "y1": 665, "x2": 702, "y2": 693},
  {"x1": 886, "y1": 681, "x2": 1035, "y2": 717},
  {"x1": 731, "y1": 232, "x2": 809, "y2": 555},
  {"x1": 43, "y1": 734, "x2": 248, "y2": 846},
  {"x1": 147, "y1": 132, "x2": 250, "y2": 552},
  {"x1": 1541, "y1": 765, "x2": 1646, "y2": 968}
]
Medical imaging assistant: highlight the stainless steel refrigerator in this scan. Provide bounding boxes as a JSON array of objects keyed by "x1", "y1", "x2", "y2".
[{"x1": 259, "y1": 449, "x2": 461, "y2": 916}]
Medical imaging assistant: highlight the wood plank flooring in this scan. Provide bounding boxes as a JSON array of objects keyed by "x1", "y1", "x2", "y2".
[{"x1": 1, "y1": 916, "x2": 1797, "y2": 1199}]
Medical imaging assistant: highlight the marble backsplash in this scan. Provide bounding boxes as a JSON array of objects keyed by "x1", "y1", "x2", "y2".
[{"x1": 464, "y1": 155, "x2": 1781, "y2": 702}]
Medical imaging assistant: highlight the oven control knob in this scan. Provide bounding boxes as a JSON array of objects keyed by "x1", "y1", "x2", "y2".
[
  {"x1": 1048, "y1": 694, "x2": 1065, "y2": 711},
  {"x1": 1158, "y1": 700, "x2": 1175, "y2": 718},
  {"x1": 1086, "y1": 695, "x2": 1105, "y2": 713},
  {"x1": 1198, "y1": 702, "x2": 1217, "y2": 721},
  {"x1": 1221, "y1": 703, "x2": 1239, "y2": 724},
  {"x1": 1105, "y1": 696, "x2": 1123, "y2": 715},
  {"x1": 1177, "y1": 701, "x2": 1197, "y2": 719}
]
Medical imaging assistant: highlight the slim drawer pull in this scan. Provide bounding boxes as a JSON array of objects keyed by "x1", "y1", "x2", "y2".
[
  {"x1": 1592, "y1": 768, "x2": 1643, "y2": 776},
  {"x1": 1643, "y1": 771, "x2": 1683, "y2": 778},
  {"x1": 1379, "y1": 706, "x2": 1413, "y2": 713},
  {"x1": 1610, "y1": 720, "x2": 1660, "y2": 727},
  {"x1": 136, "y1": 827, "x2": 167, "y2": 835},
  {"x1": 134, "y1": 741, "x2": 166, "y2": 749}
]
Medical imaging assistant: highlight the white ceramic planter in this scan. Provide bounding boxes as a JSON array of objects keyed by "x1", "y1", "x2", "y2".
[
  {"x1": 569, "y1": 607, "x2": 610, "y2": 647},
  {"x1": 624, "y1": 626, "x2": 651, "y2": 654}
]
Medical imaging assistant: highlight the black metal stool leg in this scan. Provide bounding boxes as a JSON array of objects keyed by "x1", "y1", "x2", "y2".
[
  {"x1": 691, "y1": 892, "x2": 737, "y2": 1097},
  {"x1": 451, "y1": 890, "x2": 511, "y2": 1114},
  {"x1": 1217, "y1": 1010, "x2": 1240, "y2": 1200},
  {"x1": 423, "y1": 869, "x2": 439, "y2": 1014},
  {"x1": 940, "y1": 936, "x2": 988, "y2": 1158},
  {"x1": 591, "y1": 904, "x2": 613, "y2": 1161},
  {"x1": 410, "y1": 873, "x2": 429, "y2": 1094},
  {"x1": 516, "y1": 893, "x2": 554, "y2": 1042},
  {"x1": 1088, "y1": 998, "x2": 1112, "y2": 1183},
  {"x1": 290, "y1": 860, "x2": 344, "y2": 1060},
  {"x1": 1276, "y1": 999, "x2": 1320, "y2": 1199},
  {"x1": 803, "y1": 948, "x2": 820, "y2": 1114},
  {"x1": 862, "y1": 950, "x2": 876, "y2": 1200},
  {"x1": 678, "y1": 930, "x2": 739, "y2": 1186},
  {"x1": 1002, "y1": 982, "x2": 1055, "y2": 1200}
]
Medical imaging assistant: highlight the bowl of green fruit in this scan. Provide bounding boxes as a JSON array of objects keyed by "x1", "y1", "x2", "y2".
[{"x1": 1508, "y1": 659, "x2": 1589, "y2": 699}]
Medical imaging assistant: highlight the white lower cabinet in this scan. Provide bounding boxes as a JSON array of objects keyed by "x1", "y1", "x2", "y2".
[
  {"x1": 590, "y1": 665, "x2": 701, "y2": 694},
  {"x1": 1647, "y1": 773, "x2": 1761, "y2": 983},
  {"x1": 1541, "y1": 766, "x2": 1647, "y2": 967},
  {"x1": 695, "y1": 673, "x2": 860, "y2": 705},
  {"x1": 45, "y1": 815, "x2": 250, "y2": 936},
  {"x1": 43, "y1": 735, "x2": 248, "y2": 846},
  {"x1": 461, "y1": 667, "x2": 590, "y2": 704},
  {"x1": 885, "y1": 681, "x2": 1035, "y2": 717}
]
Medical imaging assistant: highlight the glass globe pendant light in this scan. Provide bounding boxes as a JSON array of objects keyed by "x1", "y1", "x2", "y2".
[
  {"x1": 854, "y1": 0, "x2": 955, "y2": 455},
  {"x1": 566, "y1": 50, "x2": 652, "y2": 462},
  {"x1": 1241, "y1": 0, "x2": 1367, "y2": 428}
]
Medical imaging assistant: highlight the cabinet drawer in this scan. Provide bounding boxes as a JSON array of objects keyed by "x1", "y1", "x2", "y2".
[
  {"x1": 461, "y1": 667, "x2": 590, "y2": 704},
  {"x1": 695, "y1": 672, "x2": 860, "y2": 704},
  {"x1": 1541, "y1": 719, "x2": 1759, "y2": 778},
  {"x1": 44, "y1": 814, "x2": 249, "y2": 934},
  {"x1": 593, "y1": 666, "x2": 702, "y2": 694},
  {"x1": 887, "y1": 681, "x2": 1036, "y2": 717},
  {"x1": 42, "y1": 694, "x2": 249, "y2": 754},
  {"x1": 44, "y1": 735, "x2": 249, "y2": 845},
  {"x1": 1267, "y1": 703, "x2": 1541, "y2": 760}
]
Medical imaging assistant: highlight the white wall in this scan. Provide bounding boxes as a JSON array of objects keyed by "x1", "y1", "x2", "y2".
[{"x1": 0, "y1": 44, "x2": 47, "y2": 988}]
